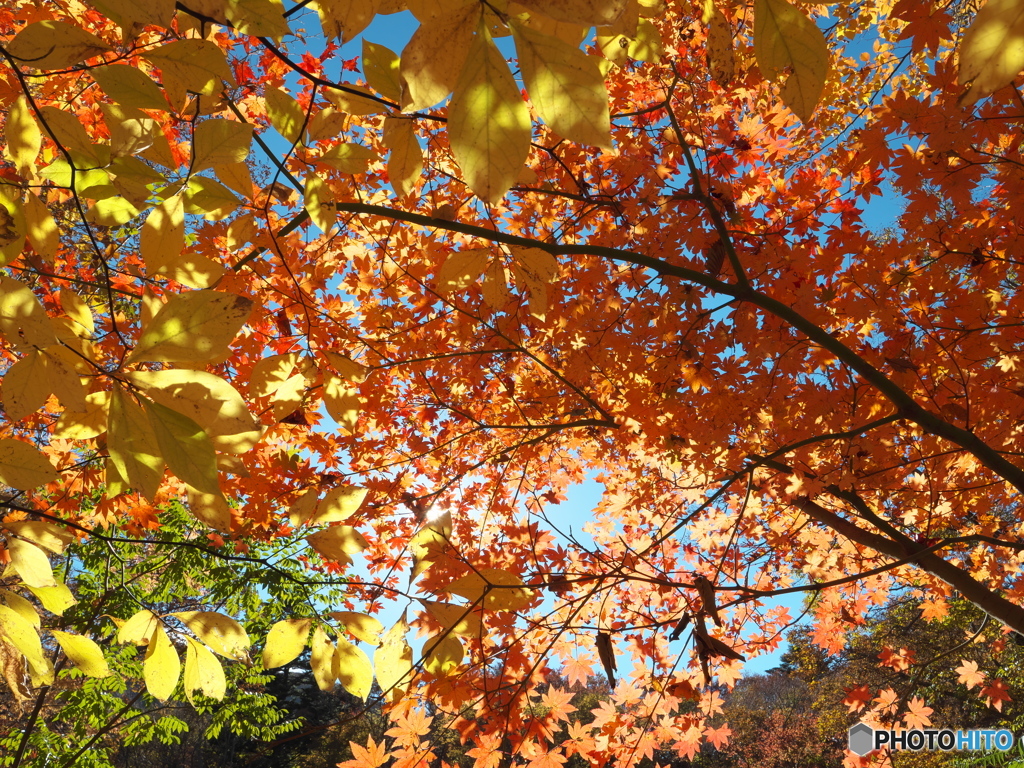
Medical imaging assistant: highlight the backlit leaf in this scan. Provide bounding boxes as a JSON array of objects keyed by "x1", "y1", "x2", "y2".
[
  {"x1": 127, "y1": 290, "x2": 253, "y2": 364},
  {"x1": 335, "y1": 635, "x2": 374, "y2": 700},
  {"x1": 438, "y1": 248, "x2": 489, "y2": 294},
  {"x1": 108, "y1": 387, "x2": 165, "y2": 499},
  {"x1": 448, "y1": 26, "x2": 532, "y2": 203},
  {"x1": 754, "y1": 0, "x2": 829, "y2": 122},
  {"x1": 171, "y1": 611, "x2": 250, "y2": 662},
  {"x1": 8, "y1": 539, "x2": 55, "y2": 588},
  {"x1": 92, "y1": 65, "x2": 169, "y2": 111},
  {"x1": 958, "y1": 0, "x2": 1024, "y2": 105},
  {"x1": 51, "y1": 630, "x2": 111, "y2": 678},
  {"x1": 311, "y1": 626, "x2": 337, "y2": 691},
  {"x1": 192, "y1": 119, "x2": 252, "y2": 173},
  {"x1": 513, "y1": 21, "x2": 612, "y2": 148},
  {"x1": 144, "y1": 625, "x2": 180, "y2": 701},
  {"x1": 144, "y1": 39, "x2": 236, "y2": 111},
  {"x1": 183, "y1": 636, "x2": 226, "y2": 702},
  {"x1": 144, "y1": 399, "x2": 220, "y2": 494},
  {"x1": 0, "y1": 439, "x2": 58, "y2": 491},
  {"x1": 443, "y1": 568, "x2": 535, "y2": 611},
  {"x1": 374, "y1": 614, "x2": 413, "y2": 702},
  {"x1": 263, "y1": 618, "x2": 312, "y2": 669},
  {"x1": 6, "y1": 21, "x2": 110, "y2": 70},
  {"x1": 330, "y1": 611, "x2": 384, "y2": 646}
]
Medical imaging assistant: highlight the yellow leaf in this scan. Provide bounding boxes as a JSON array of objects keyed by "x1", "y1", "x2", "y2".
[
  {"x1": 186, "y1": 486, "x2": 234, "y2": 532},
  {"x1": 309, "y1": 485, "x2": 368, "y2": 525},
  {"x1": 127, "y1": 290, "x2": 252, "y2": 364},
  {"x1": 374, "y1": 614, "x2": 413, "y2": 702},
  {"x1": 382, "y1": 117, "x2": 423, "y2": 197},
  {"x1": 420, "y1": 599, "x2": 483, "y2": 636},
  {"x1": 227, "y1": 213, "x2": 257, "y2": 251},
  {"x1": 515, "y1": 0, "x2": 626, "y2": 26},
  {"x1": 26, "y1": 583, "x2": 76, "y2": 615},
  {"x1": 51, "y1": 630, "x2": 111, "y2": 678},
  {"x1": 304, "y1": 175, "x2": 335, "y2": 233},
  {"x1": 183, "y1": 636, "x2": 226, "y2": 702},
  {"x1": 0, "y1": 276, "x2": 57, "y2": 351},
  {"x1": 53, "y1": 391, "x2": 109, "y2": 440},
  {"x1": 192, "y1": 119, "x2": 252, "y2": 173},
  {"x1": 363, "y1": 40, "x2": 402, "y2": 102},
  {"x1": 91, "y1": 65, "x2": 169, "y2": 111},
  {"x1": 101, "y1": 103, "x2": 160, "y2": 158},
  {"x1": 959, "y1": 0, "x2": 1024, "y2": 105},
  {"x1": 330, "y1": 611, "x2": 384, "y2": 646},
  {"x1": 443, "y1": 568, "x2": 534, "y2": 611},
  {"x1": 23, "y1": 192, "x2": 59, "y2": 262},
  {"x1": 265, "y1": 86, "x2": 306, "y2": 145},
  {"x1": 86, "y1": 196, "x2": 140, "y2": 227},
  {"x1": 307, "y1": 107, "x2": 350, "y2": 144},
  {"x1": 0, "y1": 604, "x2": 48, "y2": 680},
  {"x1": 3, "y1": 350, "x2": 51, "y2": 421},
  {"x1": 481, "y1": 260, "x2": 511, "y2": 308},
  {"x1": 183, "y1": 176, "x2": 240, "y2": 220},
  {"x1": 405, "y1": 0, "x2": 471, "y2": 21},
  {"x1": 58, "y1": 290, "x2": 95, "y2": 337},
  {"x1": 227, "y1": 0, "x2": 289, "y2": 38},
  {"x1": 323, "y1": 375, "x2": 360, "y2": 433},
  {"x1": 399, "y1": 4, "x2": 476, "y2": 111},
  {"x1": 127, "y1": 368, "x2": 261, "y2": 453},
  {"x1": 627, "y1": 18, "x2": 663, "y2": 62},
  {"x1": 144, "y1": 626, "x2": 180, "y2": 701},
  {"x1": 512, "y1": 21, "x2": 612, "y2": 148},
  {"x1": 311, "y1": 626, "x2": 337, "y2": 691},
  {"x1": 438, "y1": 248, "x2": 489, "y2": 294},
  {"x1": 7, "y1": 539, "x2": 55, "y2": 588},
  {"x1": 37, "y1": 107, "x2": 109, "y2": 168},
  {"x1": 306, "y1": 525, "x2": 368, "y2": 563},
  {"x1": 409, "y1": 510, "x2": 452, "y2": 578},
  {"x1": 5, "y1": 520, "x2": 75, "y2": 554},
  {"x1": 753, "y1": 0, "x2": 829, "y2": 122},
  {"x1": 422, "y1": 633, "x2": 463, "y2": 676},
  {"x1": 5, "y1": 95, "x2": 41, "y2": 177},
  {"x1": 6, "y1": 20, "x2": 110, "y2": 71},
  {"x1": 0, "y1": 439, "x2": 58, "y2": 491},
  {"x1": 263, "y1": 618, "x2": 312, "y2": 668},
  {"x1": 216, "y1": 161, "x2": 254, "y2": 199},
  {"x1": 42, "y1": 345, "x2": 88, "y2": 414},
  {"x1": 1, "y1": 589, "x2": 40, "y2": 627},
  {"x1": 144, "y1": 39, "x2": 236, "y2": 111},
  {"x1": 706, "y1": 4, "x2": 736, "y2": 86},
  {"x1": 322, "y1": 351, "x2": 369, "y2": 382},
  {"x1": 144, "y1": 399, "x2": 220, "y2": 494},
  {"x1": 317, "y1": 142, "x2": 377, "y2": 174},
  {"x1": 334, "y1": 635, "x2": 373, "y2": 700},
  {"x1": 511, "y1": 245, "x2": 559, "y2": 287},
  {"x1": 116, "y1": 609, "x2": 161, "y2": 645},
  {"x1": 171, "y1": 611, "x2": 250, "y2": 661},
  {"x1": 108, "y1": 387, "x2": 165, "y2": 499},
  {"x1": 449, "y1": 26, "x2": 532, "y2": 203},
  {"x1": 325, "y1": 84, "x2": 385, "y2": 115},
  {"x1": 317, "y1": 0, "x2": 380, "y2": 42},
  {"x1": 248, "y1": 352, "x2": 299, "y2": 397},
  {"x1": 89, "y1": 0, "x2": 175, "y2": 31}
]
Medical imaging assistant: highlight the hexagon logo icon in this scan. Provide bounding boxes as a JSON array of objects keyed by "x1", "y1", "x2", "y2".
[{"x1": 849, "y1": 722, "x2": 874, "y2": 756}]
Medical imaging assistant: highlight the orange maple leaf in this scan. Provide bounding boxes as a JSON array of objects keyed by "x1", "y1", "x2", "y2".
[
  {"x1": 981, "y1": 678, "x2": 1012, "y2": 711},
  {"x1": 956, "y1": 659, "x2": 985, "y2": 690},
  {"x1": 341, "y1": 736, "x2": 390, "y2": 768},
  {"x1": 704, "y1": 724, "x2": 732, "y2": 749},
  {"x1": 843, "y1": 684, "x2": 872, "y2": 713},
  {"x1": 904, "y1": 697, "x2": 933, "y2": 729}
]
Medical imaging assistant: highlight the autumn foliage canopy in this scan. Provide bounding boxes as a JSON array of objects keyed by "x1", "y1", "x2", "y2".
[{"x1": 2, "y1": 0, "x2": 1024, "y2": 763}]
